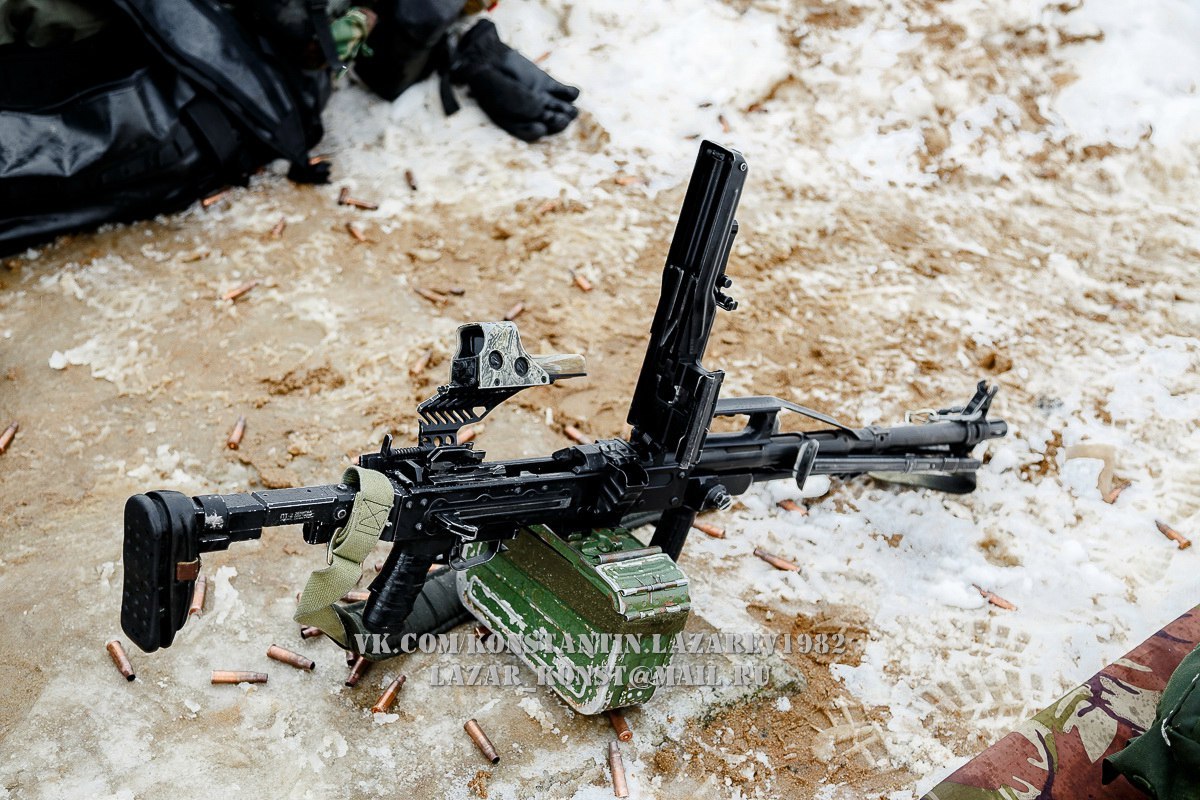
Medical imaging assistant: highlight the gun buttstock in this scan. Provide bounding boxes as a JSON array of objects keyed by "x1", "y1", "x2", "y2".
[{"x1": 121, "y1": 491, "x2": 200, "y2": 653}]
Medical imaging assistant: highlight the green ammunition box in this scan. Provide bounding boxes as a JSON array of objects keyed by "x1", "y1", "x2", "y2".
[{"x1": 458, "y1": 525, "x2": 690, "y2": 714}]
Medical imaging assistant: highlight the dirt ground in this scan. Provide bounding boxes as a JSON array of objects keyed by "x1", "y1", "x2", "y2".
[{"x1": 2, "y1": 0, "x2": 1199, "y2": 797}]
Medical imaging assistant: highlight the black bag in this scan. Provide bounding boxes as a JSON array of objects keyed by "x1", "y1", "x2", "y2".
[
  {"x1": 0, "y1": 0, "x2": 330, "y2": 255},
  {"x1": 352, "y1": 0, "x2": 466, "y2": 101}
]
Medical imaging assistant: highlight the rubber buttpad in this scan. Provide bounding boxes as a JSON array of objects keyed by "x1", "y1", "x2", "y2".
[{"x1": 121, "y1": 491, "x2": 198, "y2": 653}]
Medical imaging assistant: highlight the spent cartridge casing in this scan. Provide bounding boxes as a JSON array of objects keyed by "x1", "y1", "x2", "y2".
[
  {"x1": 211, "y1": 671, "x2": 268, "y2": 685},
  {"x1": 777, "y1": 499, "x2": 806, "y2": 514},
  {"x1": 464, "y1": 718, "x2": 500, "y2": 764},
  {"x1": 0, "y1": 421, "x2": 18, "y2": 454},
  {"x1": 753, "y1": 547, "x2": 798, "y2": 572},
  {"x1": 345, "y1": 656, "x2": 370, "y2": 687},
  {"x1": 106, "y1": 640, "x2": 136, "y2": 681},
  {"x1": 608, "y1": 741, "x2": 629, "y2": 797},
  {"x1": 371, "y1": 676, "x2": 406, "y2": 713},
  {"x1": 188, "y1": 575, "x2": 207, "y2": 615},
  {"x1": 1156, "y1": 519, "x2": 1192, "y2": 550},
  {"x1": 267, "y1": 645, "x2": 315, "y2": 670},
  {"x1": 226, "y1": 416, "x2": 246, "y2": 450},
  {"x1": 606, "y1": 709, "x2": 633, "y2": 742}
]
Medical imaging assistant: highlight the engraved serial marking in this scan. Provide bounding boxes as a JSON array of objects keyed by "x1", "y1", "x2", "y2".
[{"x1": 279, "y1": 510, "x2": 316, "y2": 523}]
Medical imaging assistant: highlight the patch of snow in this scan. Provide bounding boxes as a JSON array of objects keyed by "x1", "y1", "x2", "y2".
[{"x1": 1053, "y1": 0, "x2": 1200, "y2": 148}]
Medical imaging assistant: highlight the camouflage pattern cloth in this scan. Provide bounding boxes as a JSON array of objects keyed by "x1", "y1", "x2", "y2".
[
  {"x1": 330, "y1": 6, "x2": 376, "y2": 63},
  {"x1": 924, "y1": 606, "x2": 1200, "y2": 800}
]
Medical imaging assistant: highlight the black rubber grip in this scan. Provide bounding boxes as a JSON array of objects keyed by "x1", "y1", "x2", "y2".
[
  {"x1": 381, "y1": 567, "x2": 472, "y2": 642},
  {"x1": 121, "y1": 491, "x2": 199, "y2": 653},
  {"x1": 363, "y1": 547, "x2": 438, "y2": 633}
]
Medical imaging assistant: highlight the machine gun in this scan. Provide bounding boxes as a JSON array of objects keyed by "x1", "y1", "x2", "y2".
[{"x1": 121, "y1": 143, "x2": 1006, "y2": 708}]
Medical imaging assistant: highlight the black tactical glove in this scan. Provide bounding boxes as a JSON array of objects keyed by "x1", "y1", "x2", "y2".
[{"x1": 446, "y1": 19, "x2": 579, "y2": 142}]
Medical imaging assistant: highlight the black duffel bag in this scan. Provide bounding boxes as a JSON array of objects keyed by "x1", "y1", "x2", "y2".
[
  {"x1": 0, "y1": 0, "x2": 331, "y2": 255},
  {"x1": 352, "y1": 0, "x2": 467, "y2": 101}
]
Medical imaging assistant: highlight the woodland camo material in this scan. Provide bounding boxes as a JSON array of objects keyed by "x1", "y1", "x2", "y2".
[
  {"x1": 1103, "y1": 642, "x2": 1200, "y2": 799},
  {"x1": 924, "y1": 606, "x2": 1200, "y2": 800},
  {"x1": 330, "y1": 6, "x2": 375, "y2": 63}
]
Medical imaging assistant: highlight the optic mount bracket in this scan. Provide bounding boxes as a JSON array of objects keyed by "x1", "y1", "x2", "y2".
[{"x1": 417, "y1": 322, "x2": 585, "y2": 447}]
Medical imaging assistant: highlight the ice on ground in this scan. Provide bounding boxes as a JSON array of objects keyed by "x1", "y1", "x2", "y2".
[
  {"x1": 2, "y1": 0, "x2": 1199, "y2": 797},
  {"x1": 1061, "y1": 457, "x2": 1104, "y2": 499},
  {"x1": 1054, "y1": 0, "x2": 1200, "y2": 148},
  {"x1": 211, "y1": 566, "x2": 244, "y2": 625}
]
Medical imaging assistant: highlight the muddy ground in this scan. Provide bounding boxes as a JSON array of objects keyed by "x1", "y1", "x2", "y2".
[{"x1": 1, "y1": 0, "x2": 1199, "y2": 797}]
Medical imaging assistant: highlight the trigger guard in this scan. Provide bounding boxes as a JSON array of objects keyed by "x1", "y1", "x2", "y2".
[{"x1": 448, "y1": 539, "x2": 502, "y2": 570}]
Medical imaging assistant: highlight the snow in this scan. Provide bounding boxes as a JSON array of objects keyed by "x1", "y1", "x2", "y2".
[
  {"x1": 211, "y1": 566, "x2": 244, "y2": 626},
  {"x1": 2, "y1": 0, "x2": 1199, "y2": 796},
  {"x1": 643, "y1": 317, "x2": 1199, "y2": 787},
  {"x1": 323, "y1": 0, "x2": 788, "y2": 213},
  {"x1": 1054, "y1": 0, "x2": 1200, "y2": 148}
]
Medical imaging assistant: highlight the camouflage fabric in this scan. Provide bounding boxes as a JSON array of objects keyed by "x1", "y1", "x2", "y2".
[
  {"x1": 330, "y1": 6, "x2": 376, "y2": 63},
  {"x1": 1103, "y1": 642, "x2": 1200, "y2": 799},
  {"x1": 924, "y1": 606, "x2": 1200, "y2": 800}
]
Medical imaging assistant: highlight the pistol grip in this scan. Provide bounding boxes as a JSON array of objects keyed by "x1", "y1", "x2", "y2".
[
  {"x1": 363, "y1": 547, "x2": 437, "y2": 634},
  {"x1": 121, "y1": 491, "x2": 199, "y2": 652}
]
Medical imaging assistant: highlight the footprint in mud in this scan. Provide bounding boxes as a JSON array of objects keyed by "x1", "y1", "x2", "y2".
[
  {"x1": 808, "y1": 694, "x2": 893, "y2": 771},
  {"x1": 687, "y1": 685, "x2": 910, "y2": 795},
  {"x1": 919, "y1": 618, "x2": 1048, "y2": 730}
]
